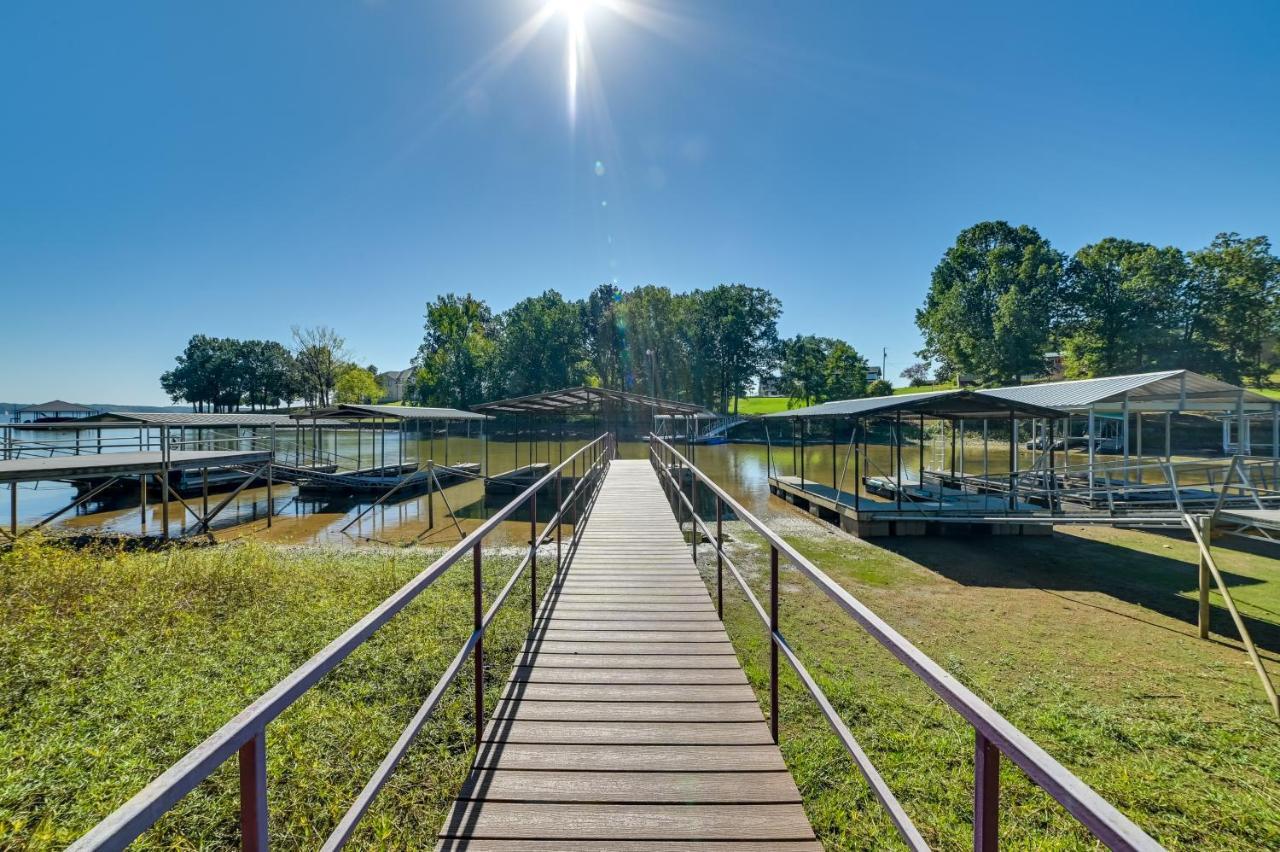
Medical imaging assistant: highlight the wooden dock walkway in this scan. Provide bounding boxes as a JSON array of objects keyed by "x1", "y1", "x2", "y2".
[{"x1": 436, "y1": 460, "x2": 819, "y2": 850}]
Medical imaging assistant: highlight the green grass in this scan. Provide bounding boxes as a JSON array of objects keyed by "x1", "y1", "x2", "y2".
[
  {"x1": 893, "y1": 382, "x2": 954, "y2": 395},
  {"x1": 707, "y1": 520, "x2": 1280, "y2": 850},
  {"x1": 0, "y1": 537, "x2": 533, "y2": 849},
  {"x1": 6, "y1": 518, "x2": 1280, "y2": 849},
  {"x1": 732, "y1": 396, "x2": 799, "y2": 414}
]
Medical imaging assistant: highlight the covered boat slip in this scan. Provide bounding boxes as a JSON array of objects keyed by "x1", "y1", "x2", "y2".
[{"x1": 764, "y1": 372, "x2": 1280, "y2": 536}]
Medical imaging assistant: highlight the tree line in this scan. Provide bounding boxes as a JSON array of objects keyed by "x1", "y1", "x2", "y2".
[
  {"x1": 407, "y1": 284, "x2": 874, "y2": 412},
  {"x1": 915, "y1": 222, "x2": 1280, "y2": 387},
  {"x1": 160, "y1": 327, "x2": 382, "y2": 411}
]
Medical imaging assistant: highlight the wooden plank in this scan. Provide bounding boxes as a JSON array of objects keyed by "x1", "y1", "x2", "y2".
[
  {"x1": 539, "y1": 610, "x2": 720, "y2": 621},
  {"x1": 438, "y1": 841, "x2": 823, "y2": 851},
  {"x1": 515, "y1": 653, "x2": 742, "y2": 669},
  {"x1": 480, "y1": 720, "x2": 774, "y2": 745},
  {"x1": 453, "y1": 769, "x2": 802, "y2": 803},
  {"x1": 437, "y1": 802, "x2": 817, "y2": 841},
  {"x1": 499, "y1": 682, "x2": 758, "y2": 703},
  {"x1": 522, "y1": 641, "x2": 737, "y2": 655},
  {"x1": 490, "y1": 700, "x2": 764, "y2": 722},
  {"x1": 473, "y1": 744, "x2": 789, "y2": 772},
  {"x1": 530, "y1": 630, "x2": 729, "y2": 642},
  {"x1": 510, "y1": 666, "x2": 747, "y2": 684}
]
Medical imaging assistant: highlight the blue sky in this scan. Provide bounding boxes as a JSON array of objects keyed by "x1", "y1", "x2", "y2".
[{"x1": 2, "y1": 0, "x2": 1277, "y2": 404}]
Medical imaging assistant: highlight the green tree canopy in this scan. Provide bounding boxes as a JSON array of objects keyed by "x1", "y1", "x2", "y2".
[
  {"x1": 1059, "y1": 239, "x2": 1187, "y2": 377},
  {"x1": 917, "y1": 221, "x2": 1065, "y2": 384},
  {"x1": 335, "y1": 364, "x2": 383, "y2": 405},
  {"x1": 410, "y1": 293, "x2": 497, "y2": 407},
  {"x1": 1188, "y1": 233, "x2": 1280, "y2": 386}
]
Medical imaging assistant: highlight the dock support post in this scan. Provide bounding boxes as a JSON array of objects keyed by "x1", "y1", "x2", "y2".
[
  {"x1": 140, "y1": 475, "x2": 147, "y2": 533},
  {"x1": 238, "y1": 731, "x2": 269, "y2": 852},
  {"x1": 769, "y1": 544, "x2": 779, "y2": 744},
  {"x1": 1008, "y1": 413, "x2": 1016, "y2": 512},
  {"x1": 895, "y1": 411, "x2": 903, "y2": 513},
  {"x1": 427, "y1": 460, "x2": 435, "y2": 530},
  {"x1": 974, "y1": 729, "x2": 999, "y2": 852},
  {"x1": 472, "y1": 543, "x2": 484, "y2": 747},
  {"x1": 918, "y1": 414, "x2": 925, "y2": 487},
  {"x1": 556, "y1": 473, "x2": 563, "y2": 573},
  {"x1": 160, "y1": 425, "x2": 170, "y2": 541},
  {"x1": 1198, "y1": 515, "x2": 1211, "y2": 640},
  {"x1": 691, "y1": 475, "x2": 698, "y2": 564},
  {"x1": 9, "y1": 482, "x2": 15, "y2": 539},
  {"x1": 266, "y1": 426, "x2": 275, "y2": 529},
  {"x1": 799, "y1": 420, "x2": 805, "y2": 488},
  {"x1": 854, "y1": 420, "x2": 861, "y2": 504}
]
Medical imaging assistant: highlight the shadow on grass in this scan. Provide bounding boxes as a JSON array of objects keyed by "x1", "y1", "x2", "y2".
[{"x1": 876, "y1": 530, "x2": 1280, "y2": 658}]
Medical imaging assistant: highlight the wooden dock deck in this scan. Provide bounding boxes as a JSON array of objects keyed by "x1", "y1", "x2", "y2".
[{"x1": 436, "y1": 460, "x2": 819, "y2": 850}]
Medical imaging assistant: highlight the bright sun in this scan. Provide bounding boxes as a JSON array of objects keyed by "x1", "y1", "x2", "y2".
[{"x1": 546, "y1": 0, "x2": 597, "y2": 126}]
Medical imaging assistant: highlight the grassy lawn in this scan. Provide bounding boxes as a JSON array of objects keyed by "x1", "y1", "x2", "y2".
[
  {"x1": 0, "y1": 537, "x2": 533, "y2": 849},
  {"x1": 6, "y1": 518, "x2": 1280, "y2": 849},
  {"x1": 893, "y1": 382, "x2": 954, "y2": 395},
  {"x1": 733, "y1": 395, "x2": 798, "y2": 414},
  {"x1": 709, "y1": 518, "x2": 1280, "y2": 850}
]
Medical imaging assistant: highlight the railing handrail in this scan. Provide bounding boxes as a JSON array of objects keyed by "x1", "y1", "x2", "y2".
[
  {"x1": 71, "y1": 433, "x2": 614, "y2": 851},
  {"x1": 649, "y1": 434, "x2": 1163, "y2": 851}
]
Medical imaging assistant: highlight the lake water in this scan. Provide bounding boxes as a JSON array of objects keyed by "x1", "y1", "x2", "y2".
[{"x1": 5, "y1": 426, "x2": 1071, "y2": 547}]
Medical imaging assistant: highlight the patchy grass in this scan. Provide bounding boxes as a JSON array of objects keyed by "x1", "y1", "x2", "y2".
[
  {"x1": 0, "y1": 537, "x2": 533, "y2": 849},
  {"x1": 706, "y1": 517, "x2": 1280, "y2": 850}
]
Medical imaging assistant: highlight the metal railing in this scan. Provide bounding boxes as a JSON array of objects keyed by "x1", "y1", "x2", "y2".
[
  {"x1": 70, "y1": 433, "x2": 615, "y2": 851},
  {"x1": 649, "y1": 434, "x2": 1163, "y2": 852}
]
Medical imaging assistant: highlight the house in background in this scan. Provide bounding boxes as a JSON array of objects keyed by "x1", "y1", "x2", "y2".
[
  {"x1": 757, "y1": 374, "x2": 785, "y2": 396},
  {"x1": 866, "y1": 365, "x2": 882, "y2": 384},
  {"x1": 376, "y1": 368, "x2": 415, "y2": 402},
  {"x1": 13, "y1": 400, "x2": 99, "y2": 423}
]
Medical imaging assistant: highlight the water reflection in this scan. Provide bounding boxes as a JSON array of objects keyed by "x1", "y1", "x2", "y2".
[{"x1": 3, "y1": 435, "x2": 1108, "y2": 545}]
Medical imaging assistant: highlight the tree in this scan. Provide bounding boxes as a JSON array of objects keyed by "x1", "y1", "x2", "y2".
[
  {"x1": 618, "y1": 286, "x2": 696, "y2": 400},
  {"x1": 779, "y1": 335, "x2": 829, "y2": 406},
  {"x1": 690, "y1": 284, "x2": 781, "y2": 413},
  {"x1": 824, "y1": 341, "x2": 868, "y2": 399},
  {"x1": 1058, "y1": 239, "x2": 1185, "y2": 377},
  {"x1": 866, "y1": 378, "x2": 893, "y2": 397},
  {"x1": 494, "y1": 290, "x2": 591, "y2": 396},
  {"x1": 916, "y1": 221, "x2": 1065, "y2": 384},
  {"x1": 1188, "y1": 233, "x2": 1280, "y2": 386},
  {"x1": 584, "y1": 283, "x2": 625, "y2": 389},
  {"x1": 900, "y1": 362, "x2": 933, "y2": 387},
  {"x1": 160, "y1": 335, "x2": 244, "y2": 412},
  {"x1": 239, "y1": 340, "x2": 298, "y2": 410},
  {"x1": 291, "y1": 326, "x2": 348, "y2": 407},
  {"x1": 335, "y1": 364, "x2": 383, "y2": 404},
  {"x1": 410, "y1": 293, "x2": 497, "y2": 407}
]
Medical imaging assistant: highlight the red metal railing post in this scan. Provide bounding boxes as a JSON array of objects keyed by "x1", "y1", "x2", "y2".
[
  {"x1": 238, "y1": 731, "x2": 268, "y2": 851},
  {"x1": 473, "y1": 542, "x2": 484, "y2": 748},
  {"x1": 770, "y1": 544, "x2": 780, "y2": 744},
  {"x1": 974, "y1": 729, "x2": 1000, "y2": 851},
  {"x1": 716, "y1": 496, "x2": 724, "y2": 620}
]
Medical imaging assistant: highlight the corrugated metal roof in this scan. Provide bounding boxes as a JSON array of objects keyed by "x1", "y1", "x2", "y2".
[
  {"x1": 17, "y1": 399, "x2": 94, "y2": 412},
  {"x1": 474, "y1": 387, "x2": 709, "y2": 417},
  {"x1": 763, "y1": 389, "x2": 1064, "y2": 420},
  {"x1": 301, "y1": 404, "x2": 489, "y2": 421},
  {"x1": 94, "y1": 412, "x2": 348, "y2": 427},
  {"x1": 982, "y1": 370, "x2": 1274, "y2": 409}
]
